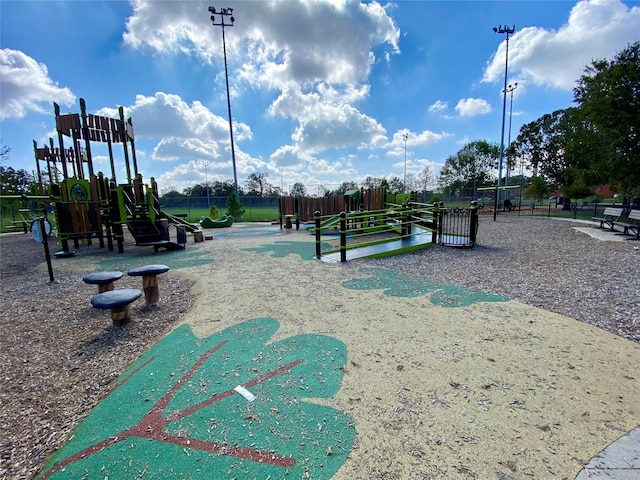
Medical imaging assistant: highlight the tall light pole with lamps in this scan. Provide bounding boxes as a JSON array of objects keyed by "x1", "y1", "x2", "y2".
[
  {"x1": 402, "y1": 132, "x2": 408, "y2": 193},
  {"x1": 208, "y1": 6, "x2": 239, "y2": 200},
  {"x1": 493, "y1": 24, "x2": 515, "y2": 220},
  {"x1": 202, "y1": 161, "x2": 210, "y2": 208},
  {"x1": 505, "y1": 82, "x2": 518, "y2": 191},
  {"x1": 279, "y1": 167, "x2": 284, "y2": 195}
]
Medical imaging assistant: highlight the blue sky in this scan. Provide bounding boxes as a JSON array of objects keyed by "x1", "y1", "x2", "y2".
[{"x1": 1, "y1": 0, "x2": 639, "y2": 195}]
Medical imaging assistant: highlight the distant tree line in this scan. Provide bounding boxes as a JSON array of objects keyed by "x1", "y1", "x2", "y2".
[
  {"x1": 161, "y1": 166, "x2": 435, "y2": 200},
  {"x1": 438, "y1": 41, "x2": 640, "y2": 205}
]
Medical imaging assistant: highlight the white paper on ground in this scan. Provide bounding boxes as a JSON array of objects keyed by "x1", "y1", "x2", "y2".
[{"x1": 233, "y1": 385, "x2": 256, "y2": 402}]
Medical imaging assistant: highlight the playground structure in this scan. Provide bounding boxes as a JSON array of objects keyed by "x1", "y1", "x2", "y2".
[
  {"x1": 279, "y1": 189, "x2": 479, "y2": 262},
  {"x1": 25, "y1": 98, "x2": 201, "y2": 254}
]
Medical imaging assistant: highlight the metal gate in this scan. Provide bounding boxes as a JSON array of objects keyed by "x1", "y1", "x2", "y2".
[{"x1": 437, "y1": 207, "x2": 478, "y2": 247}]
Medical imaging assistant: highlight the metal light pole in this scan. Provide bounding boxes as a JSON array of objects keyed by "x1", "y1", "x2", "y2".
[
  {"x1": 202, "y1": 161, "x2": 210, "y2": 208},
  {"x1": 209, "y1": 6, "x2": 239, "y2": 200},
  {"x1": 505, "y1": 82, "x2": 518, "y2": 191},
  {"x1": 402, "y1": 133, "x2": 408, "y2": 193},
  {"x1": 493, "y1": 24, "x2": 515, "y2": 220},
  {"x1": 279, "y1": 167, "x2": 284, "y2": 195}
]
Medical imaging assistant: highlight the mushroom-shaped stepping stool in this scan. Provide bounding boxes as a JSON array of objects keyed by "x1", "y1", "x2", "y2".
[
  {"x1": 127, "y1": 264, "x2": 170, "y2": 308},
  {"x1": 91, "y1": 288, "x2": 142, "y2": 326},
  {"x1": 82, "y1": 271, "x2": 123, "y2": 293}
]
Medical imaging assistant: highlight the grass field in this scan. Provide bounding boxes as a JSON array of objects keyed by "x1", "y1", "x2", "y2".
[{"x1": 161, "y1": 206, "x2": 280, "y2": 223}]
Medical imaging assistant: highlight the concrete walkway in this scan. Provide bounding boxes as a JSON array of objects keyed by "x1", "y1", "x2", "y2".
[
  {"x1": 575, "y1": 427, "x2": 640, "y2": 479},
  {"x1": 572, "y1": 222, "x2": 639, "y2": 478}
]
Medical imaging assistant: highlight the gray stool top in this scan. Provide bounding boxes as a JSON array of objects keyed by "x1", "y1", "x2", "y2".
[
  {"x1": 83, "y1": 271, "x2": 123, "y2": 285},
  {"x1": 91, "y1": 289, "x2": 142, "y2": 309},
  {"x1": 127, "y1": 264, "x2": 170, "y2": 276}
]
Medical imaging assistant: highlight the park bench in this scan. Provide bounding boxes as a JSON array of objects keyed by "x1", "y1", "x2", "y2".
[
  {"x1": 592, "y1": 207, "x2": 623, "y2": 231},
  {"x1": 613, "y1": 209, "x2": 640, "y2": 240},
  {"x1": 91, "y1": 288, "x2": 142, "y2": 326}
]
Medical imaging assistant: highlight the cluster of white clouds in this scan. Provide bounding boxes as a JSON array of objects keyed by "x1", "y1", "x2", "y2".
[
  {"x1": 0, "y1": 49, "x2": 75, "y2": 121},
  {"x1": 1, "y1": 0, "x2": 639, "y2": 191}
]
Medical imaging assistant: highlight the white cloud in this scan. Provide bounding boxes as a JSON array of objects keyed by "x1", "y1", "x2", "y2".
[
  {"x1": 123, "y1": 0, "x2": 400, "y2": 89},
  {"x1": 97, "y1": 92, "x2": 251, "y2": 143},
  {"x1": 455, "y1": 98, "x2": 492, "y2": 117},
  {"x1": 151, "y1": 137, "x2": 219, "y2": 162},
  {"x1": 121, "y1": 1, "x2": 400, "y2": 167},
  {"x1": 428, "y1": 100, "x2": 448, "y2": 113},
  {"x1": 483, "y1": 0, "x2": 640, "y2": 90},
  {"x1": 268, "y1": 85, "x2": 388, "y2": 152},
  {"x1": 0, "y1": 49, "x2": 75, "y2": 120},
  {"x1": 90, "y1": 91, "x2": 263, "y2": 187},
  {"x1": 386, "y1": 129, "x2": 452, "y2": 157}
]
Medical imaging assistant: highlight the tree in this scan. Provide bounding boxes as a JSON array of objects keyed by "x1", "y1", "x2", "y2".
[
  {"x1": 331, "y1": 181, "x2": 358, "y2": 195},
  {"x1": 387, "y1": 176, "x2": 404, "y2": 194},
  {"x1": 0, "y1": 166, "x2": 37, "y2": 195},
  {"x1": 317, "y1": 185, "x2": 329, "y2": 197},
  {"x1": 438, "y1": 140, "x2": 499, "y2": 198},
  {"x1": 160, "y1": 186, "x2": 184, "y2": 197},
  {"x1": 0, "y1": 142, "x2": 10, "y2": 164},
  {"x1": 246, "y1": 172, "x2": 271, "y2": 197},
  {"x1": 573, "y1": 41, "x2": 640, "y2": 200},
  {"x1": 226, "y1": 192, "x2": 245, "y2": 221},
  {"x1": 290, "y1": 182, "x2": 307, "y2": 196},
  {"x1": 525, "y1": 176, "x2": 549, "y2": 200},
  {"x1": 511, "y1": 108, "x2": 606, "y2": 207},
  {"x1": 417, "y1": 166, "x2": 433, "y2": 193},
  {"x1": 210, "y1": 180, "x2": 234, "y2": 196},
  {"x1": 188, "y1": 183, "x2": 209, "y2": 197}
]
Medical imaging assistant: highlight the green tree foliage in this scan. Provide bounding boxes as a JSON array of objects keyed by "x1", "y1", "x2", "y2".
[
  {"x1": 573, "y1": 41, "x2": 640, "y2": 199},
  {"x1": 210, "y1": 180, "x2": 235, "y2": 196},
  {"x1": 188, "y1": 183, "x2": 209, "y2": 197},
  {"x1": 525, "y1": 176, "x2": 550, "y2": 200},
  {"x1": 226, "y1": 192, "x2": 245, "y2": 221},
  {"x1": 246, "y1": 172, "x2": 271, "y2": 197},
  {"x1": 417, "y1": 166, "x2": 434, "y2": 193},
  {"x1": 438, "y1": 140, "x2": 499, "y2": 195},
  {"x1": 160, "y1": 186, "x2": 185, "y2": 197},
  {"x1": 0, "y1": 166, "x2": 37, "y2": 195},
  {"x1": 387, "y1": 176, "x2": 403, "y2": 194},
  {"x1": 331, "y1": 181, "x2": 358, "y2": 195},
  {"x1": 0, "y1": 142, "x2": 10, "y2": 163},
  {"x1": 511, "y1": 108, "x2": 607, "y2": 202},
  {"x1": 290, "y1": 182, "x2": 307, "y2": 196}
]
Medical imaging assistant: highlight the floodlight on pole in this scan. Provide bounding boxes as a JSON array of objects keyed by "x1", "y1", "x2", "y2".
[
  {"x1": 402, "y1": 132, "x2": 408, "y2": 193},
  {"x1": 209, "y1": 6, "x2": 239, "y2": 200},
  {"x1": 492, "y1": 24, "x2": 515, "y2": 221}
]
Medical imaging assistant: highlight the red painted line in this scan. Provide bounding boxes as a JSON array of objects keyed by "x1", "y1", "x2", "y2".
[
  {"x1": 170, "y1": 358, "x2": 303, "y2": 422},
  {"x1": 112, "y1": 356, "x2": 156, "y2": 389},
  {"x1": 38, "y1": 343, "x2": 304, "y2": 478},
  {"x1": 153, "y1": 340, "x2": 228, "y2": 412},
  {"x1": 154, "y1": 433, "x2": 295, "y2": 467}
]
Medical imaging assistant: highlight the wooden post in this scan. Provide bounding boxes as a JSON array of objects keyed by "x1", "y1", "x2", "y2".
[{"x1": 79, "y1": 98, "x2": 95, "y2": 177}]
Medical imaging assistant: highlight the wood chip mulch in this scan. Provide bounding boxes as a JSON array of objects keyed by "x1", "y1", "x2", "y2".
[{"x1": 0, "y1": 233, "x2": 193, "y2": 480}]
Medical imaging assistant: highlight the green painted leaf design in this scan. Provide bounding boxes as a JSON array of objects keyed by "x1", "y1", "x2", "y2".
[
  {"x1": 342, "y1": 267, "x2": 508, "y2": 307},
  {"x1": 38, "y1": 318, "x2": 354, "y2": 479},
  {"x1": 243, "y1": 240, "x2": 332, "y2": 260}
]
